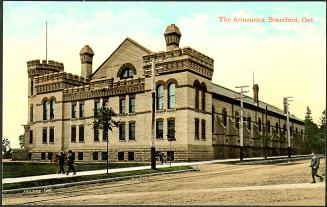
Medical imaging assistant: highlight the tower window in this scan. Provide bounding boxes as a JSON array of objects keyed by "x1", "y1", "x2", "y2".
[
  {"x1": 156, "y1": 85, "x2": 164, "y2": 110},
  {"x1": 168, "y1": 83, "x2": 175, "y2": 109}
]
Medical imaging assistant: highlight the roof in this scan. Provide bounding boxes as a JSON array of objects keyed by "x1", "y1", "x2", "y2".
[
  {"x1": 90, "y1": 37, "x2": 152, "y2": 79},
  {"x1": 164, "y1": 24, "x2": 181, "y2": 36},
  {"x1": 80, "y1": 45, "x2": 94, "y2": 55},
  {"x1": 212, "y1": 83, "x2": 303, "y2": 122}
]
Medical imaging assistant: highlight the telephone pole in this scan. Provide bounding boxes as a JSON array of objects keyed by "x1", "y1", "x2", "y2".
[
  {"x1": 284, "y1": 97, "x2": 293, "y2": 158},
  {"x1": 151, "y1": 58, "x2": 156, "y2": 170},
  {"x1": 236, "y1": 85, "x2": 249, "y2": 161}
]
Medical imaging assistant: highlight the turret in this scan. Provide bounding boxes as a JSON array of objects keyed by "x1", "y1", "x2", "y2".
[
  {"x1": 164, "y1": 24, "x2": 182, "y2": 51},
  {"x1": 80, "y1": 45, "x2": 94, "y2": 80}
]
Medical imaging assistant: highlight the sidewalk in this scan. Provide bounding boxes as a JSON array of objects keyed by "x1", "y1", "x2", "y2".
[{"x1": 2, "y1": 154, "x2": 311, "y2": 184}]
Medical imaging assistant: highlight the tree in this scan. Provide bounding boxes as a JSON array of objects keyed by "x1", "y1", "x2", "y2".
[
  {"x1": 304, "y1": 106, "x2": 323, "y2": 154},
  {"x1": 90, "y1": 106, "x2": 119, "y2": 173},
  {"x1": 2, "y1": 138, "x2": 12, "y2": 159},
  {"x1": 19, "y1": 134, "x2": 25, "y2": 148},
  {"x1": 318, "y1": 109, "x2": 326, "y2": 154}
]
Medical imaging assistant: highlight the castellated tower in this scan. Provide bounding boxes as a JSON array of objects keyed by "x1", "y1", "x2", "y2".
[
  {"x1": 164, "y1": 24, "x2": 182, "y2": 51},
  {"x1": 80, "y1": 45, "x2": 94, "y2": 80}
]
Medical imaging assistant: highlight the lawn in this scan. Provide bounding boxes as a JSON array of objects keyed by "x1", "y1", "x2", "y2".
[
  {"x1": 3, "y1": 166, "x2": 193, "y2": 190},
  {"x1": 2, "y1": 162, "x2": 148, "y2": 178}
]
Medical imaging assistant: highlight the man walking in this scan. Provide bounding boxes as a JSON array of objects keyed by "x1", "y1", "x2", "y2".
[
  {"x1": 66, "y1": 150, "x2": 76, "y2": 175},
  {"x1": 310, "y1": 152, "x2": 323, "y2": 183},
  {"x1": 57, "y1": 151, "x2": 66, "y2": 174}
]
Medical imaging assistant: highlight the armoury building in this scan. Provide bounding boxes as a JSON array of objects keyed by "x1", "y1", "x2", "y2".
[{"x1": 21, "y1": 24, "x2": 305, "y2": 162}]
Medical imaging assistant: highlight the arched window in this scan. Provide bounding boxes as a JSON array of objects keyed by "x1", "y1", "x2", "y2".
[
  {"x1": 50, "y1": 99, "x2": 55, "y2": 120},
  {"x1": 283, "y1": 124, "x2": 286, "y2": 135},
  {"x1": 258, "y1": 118, "x2": 262, "y2": 132},
  {"x1": 168, "y1": 83, "x2": 175, "y2": 109},
  {"x1": 235, "y1": 112, "x2": 239, "y2": 129},
  {"x1": 201, "y1": 83, "x2": 207, "y2": 111},
  {"x1": 247, "y1": 116, "x2": 251, "y2": 130},
  {"x1": 222, "y1": 108, "x2": 227, "y2": 127},
  {"x1": 276, "y1": 122, "x2": 279, "y2": 134},
  {"x1": 267, "y1": 120, "x2": 271, "y2": 134},
  {"x1": 43, "y1": 100, "x2": 48, "y2": 120},
  {"x1": 156, "y1": 85, "x2": 164, "y2": 110},
  {"x1": 195, "y1": 88, "x2": 199, "y2": 110},
  {"x1": 120, "y1": 68, "x2": 134, "y2": 78}
]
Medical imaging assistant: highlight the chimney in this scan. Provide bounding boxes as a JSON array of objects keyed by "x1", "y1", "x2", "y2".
[
  {"x1": 164, "y1": 24, "x2": 182, "y2": 51},
  {"x1": 80, "y1": 45, "x2": 94, "y2": 80},
  {"x1": 253, "y1": 84, "x2": 259, "y2": 106}
]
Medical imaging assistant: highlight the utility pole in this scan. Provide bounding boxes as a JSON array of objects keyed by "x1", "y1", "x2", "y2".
[
  {"x1": 284, "y1": 97, "x2": 293, "y2": 158},
  {"x1": 236, "y1": 85, "x2": 249, "y2": 161},
  {"x1": 151, "y1": 58, "x2": 156, "y2": 170}
]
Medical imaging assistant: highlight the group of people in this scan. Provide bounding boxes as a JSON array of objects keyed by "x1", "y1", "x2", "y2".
[{"x1": 53, "y1": 150, "x2": 76, "y2": 175}]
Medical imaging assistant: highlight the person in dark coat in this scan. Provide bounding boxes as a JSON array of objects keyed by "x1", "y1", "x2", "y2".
[
  {"x1": 66, "y1": 150, "x2": 76, "y2": 175},
  {"x1": 310, "y1": 152, "x2": 323, "y2": 183},
  {"x1": 57, "y1": 151, "x2": 66, "y2": 174}
]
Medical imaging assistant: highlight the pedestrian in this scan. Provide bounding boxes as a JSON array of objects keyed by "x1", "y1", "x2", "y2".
[
  {"x1": 57, "y1": 151, "x2": 66, "y2": 174},
  {"x1": 310, "y1": 151, "x2": 323, "y2": 183},
  {"x1": 66, "y1": 150, "x2": 76, "y2": 175}
]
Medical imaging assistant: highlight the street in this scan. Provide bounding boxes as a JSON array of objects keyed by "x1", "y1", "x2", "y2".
[{"x1": 3, "y1": 159, "x2": 325, "y2": 205}]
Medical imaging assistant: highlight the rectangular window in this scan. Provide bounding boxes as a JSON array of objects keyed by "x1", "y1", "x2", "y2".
[
  {"x1": 156, "y1": 120, "x2": 163, "y2": 139},
  {"x1": 103, "y1": 129, "x2": 108, "y2": 141},
  {"x1": 49, "y1": 127, "x2": 54, "y2": 143},
  {"x1": 29, "y1": 130, "x2": 33, "y2": 144},
  {"x1": 93, "y1": 152, "x2": 98, "y2": 160},
  {"x1": 79, "y1": 125, "x2": 84, "y2": 142},
  {"x1": 78, "y1": 152, "x2": 83, "y2": 160},
  {"x1": 195, "y1": 118, "x2": 199, "y2": 140},
  {"x1": 42, "y1": 128, "x2": 47, "y2": 143},
  {"x1": 119, "y1": 96, "x2": 126, "y2": 114},
  {"x1": 118, "y1": 152, "x2": 124, "y2": 161},
  {"x1": 94, "y1": 127, "x2": 99, "y2": 141},
  {"x1": 48, "y1": 152, "x2": 53, "y2": 160},
  {"x1": 71, "y1": 126, "x2": 76, "y2": 142},
  {"x1": 79, "y1": 102, "x2": 84, "y2": 118},
  {"x1": 129, "y1": 95, "x2": 135, "y2": 113},
  {"x1": 101, "y1": 152, "x2": 108, "y2": 160},
  {"x1": 167, "y1": 119, "x2": 175, "y2": 140},
  {"x1": 119, "y1": 123, "x2": 125, "y2": 140},
  {"x1": 30, "y1": 104, "x2": 33, "y2": 123},
  {"x1": 72, "y1": 103, "x2": 77, "y2": 118},
  {"x1": 128, "y1": 152, "x2": 134, "y2": 161},
  {"x1": 201, "y1": 119, "x2": 206, "y2": 140},
  {"x1": 94, "y1": 101, "x2": 100, "y2": 115},
  {"x1": 41, "y1": 152, "x2": 46, "y2": 160},
  {"x1": 103, "y1": 98, "x2": 109, "y2": 107},
  {"x1": 129, "y1": 122, "x2": 135, "y2": 140}
]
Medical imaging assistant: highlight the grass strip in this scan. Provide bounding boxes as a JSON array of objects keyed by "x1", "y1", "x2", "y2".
[
  {"x1": 3, "y1": 166, "x2": 193, "y2": 190},
  {"x1": 3, "y1": 162, "x2": 148, "y2": 178}
]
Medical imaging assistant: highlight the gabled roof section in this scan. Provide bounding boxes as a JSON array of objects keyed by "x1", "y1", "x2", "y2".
[
  {"x1": 90, "y1": 37, "x2": 151, "y2": 79},
  {"x1": 212, "y1": 83, "x2": 304, "y2": 122}
]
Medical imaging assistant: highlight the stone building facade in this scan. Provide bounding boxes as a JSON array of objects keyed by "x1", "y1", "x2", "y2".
[{"x1": 22, "y1": 24, "x2": 305, "y2": 162}]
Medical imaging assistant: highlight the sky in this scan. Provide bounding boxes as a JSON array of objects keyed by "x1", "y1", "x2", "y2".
[{"x1": 3, "y1": 1, "x2": 326, "y2": 148}]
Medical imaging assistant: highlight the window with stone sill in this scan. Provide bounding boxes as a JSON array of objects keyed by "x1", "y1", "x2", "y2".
[
  {"x1": 156, "y1": 85, "x2": 164, "y2": 110},
  {"x1": 71, "y1": 126, "x2": 76, "y2": 142},
  {"x1": 156, "y1": 120, "x2": 163, "y2": 139},
  {"x1": 49, "y1": 127, "x2": 54, "y2": 143},
  {"x1": 119, "y1": 97, "x2": 126, "y2": 114},
  {"x1": 119, "y1": 123, "x2": 126, "y2": 140},
  {"x1": 79, "y1": 125, "x2": 84, "y2": 142},
  {"x1": 71, "y1": 103, "x2": 77, "y2": 118},
  {"x1": 42, "y1": 128, "x2": 47, "y2": 143}
]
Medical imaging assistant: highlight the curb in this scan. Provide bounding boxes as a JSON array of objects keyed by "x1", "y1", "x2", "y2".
[
  {"x1": 3, "y1": 169, "x2": 196, "y2": 194},
  {"x1": 236, "y1": 155, "x2": 317, "y2": 165}
]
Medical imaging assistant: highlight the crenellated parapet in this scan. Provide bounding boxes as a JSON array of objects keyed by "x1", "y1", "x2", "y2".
[
  {"x1": 34, "y1": 71, "x2": 89, "y2": 94},
  {"x1": 143, "y1": 46, "x2": 214, "y2": 80},
  {"x1": 27, "y1": 59, "x2": 64, "y2": 77},
  {"x1": 63, "y1": 77, "x2": 145, "y2": 102}
]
